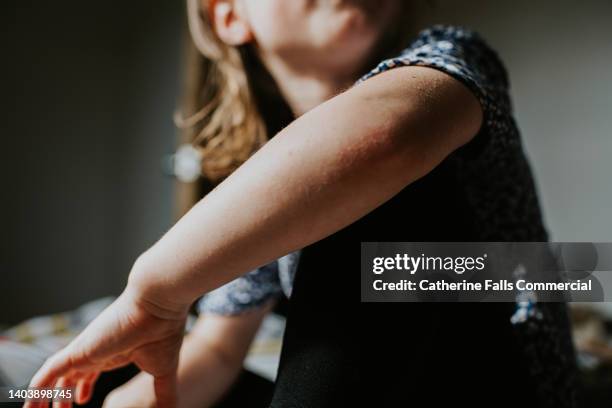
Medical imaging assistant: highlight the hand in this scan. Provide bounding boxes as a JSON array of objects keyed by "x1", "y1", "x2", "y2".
[
  {"x1": 24, "y1": 286, "x2": 189, "y2": 408},
  {"x1": 103, "y1": 372, "x2": 156, "y2": 408}
]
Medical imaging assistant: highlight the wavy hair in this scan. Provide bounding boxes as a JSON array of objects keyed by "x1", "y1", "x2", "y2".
[{"x1": 177, "y1": 0, "x2": 420, "y2": 183}]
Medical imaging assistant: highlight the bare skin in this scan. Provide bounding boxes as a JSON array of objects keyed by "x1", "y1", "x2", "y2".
[
  {"x1": 102, "y1": 305, "x2": 271, "y2": 408},
  {"x1": 25, "y1": 1, "x2": 483, "y2": 407}
]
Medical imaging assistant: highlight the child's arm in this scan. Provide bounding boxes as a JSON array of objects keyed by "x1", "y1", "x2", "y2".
[
  {"x1": 131, "y1": 65, "x2": 483, "y2": 309},
  {"x1": 27, "y1": 66, "x2": 482, "y2": 408},
  {"x1": 103, "y1": 306, "x2": 270, "y2": 408}
]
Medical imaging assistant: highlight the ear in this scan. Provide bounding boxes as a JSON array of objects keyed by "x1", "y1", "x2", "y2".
[{"x1": 209, "y1": 0, "x2": 253, "y2": 46}]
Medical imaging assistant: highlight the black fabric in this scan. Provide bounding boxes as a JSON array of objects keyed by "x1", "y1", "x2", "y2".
[{"x1": 269, "y1": 162, "x2": 543, "y2": 407}]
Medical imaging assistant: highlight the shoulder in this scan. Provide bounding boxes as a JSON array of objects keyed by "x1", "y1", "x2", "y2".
[
  {"x1": 363, "y1": 25, "x2": 509, "y2": 91},
  {"x1": 413, "y1": 25, "x2": 510, "y2": 94},
  {"x1": 357, "y1": 25, "x2": 513, "y2": 154}
]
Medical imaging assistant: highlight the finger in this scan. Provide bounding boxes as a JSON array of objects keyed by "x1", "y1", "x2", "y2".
[
  {"x1": 64, "y1": 371, "x2": 88, "y2": 407},
  {"x1": 75, "y1": 372, "x2": 99, "y2": 405},
  {"x1": 154, "y1": 373, "x2": 178, "y2": 408},
  {"x1": 21, "y1": 391, "x2": 47, "y2": 408},
  {"x1": 22, "y1": 391, "x2": 49, "y2": 408},
  {"x1": 51, "y1": 377, "x2": 67, "y2": 408},
  {"x1": 29, "y1": 350, "x2": 73, "y2": 390},
  {"x1": 25, "y1": 353, "x2": 73, "y2": 408}
]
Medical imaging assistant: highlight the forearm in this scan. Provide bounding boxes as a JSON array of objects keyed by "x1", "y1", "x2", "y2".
[
  {"x1": 175, "y1": 331, "x2": 243, "y2": 408},
  {"x1": 176, "y1": 307, "x2": 269, "y2": 408},
  {"x1": 131, "y1": 67, "x2": 481, "y2": 310}
]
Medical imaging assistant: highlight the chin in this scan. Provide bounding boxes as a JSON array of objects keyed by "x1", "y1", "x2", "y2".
[
  {"x1": 340, "y1": 0, "x2": 394, "y2": 18},
  {"x1": 329, "y1": 5, "x2": 378, "y2": 42},
  {"x1": 329, "y1": 11, "x2": 380, "y2": 60}
]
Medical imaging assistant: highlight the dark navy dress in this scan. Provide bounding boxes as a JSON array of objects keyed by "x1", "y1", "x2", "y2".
[{"x1": 202, "y1": 25, "x2": 577, "y2": 408}]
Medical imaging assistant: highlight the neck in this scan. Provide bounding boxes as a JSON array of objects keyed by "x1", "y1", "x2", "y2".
[{"x1": 260, "y1": 54, "x2": 360, "y2": 117}]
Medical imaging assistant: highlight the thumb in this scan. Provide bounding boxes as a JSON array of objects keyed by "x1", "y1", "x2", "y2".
[{"x1": 153, "y1": 372, "x2": 178, "y2": 408}]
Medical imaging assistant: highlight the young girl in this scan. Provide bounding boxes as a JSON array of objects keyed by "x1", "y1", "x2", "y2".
[{"x1": 26, "y1": 0, "x2": 577, "y2": 407}]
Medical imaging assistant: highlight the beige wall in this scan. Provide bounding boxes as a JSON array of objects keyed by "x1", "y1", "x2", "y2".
[
  {"x1": 418, "y1": 0, "x2": 612, "y2": 242},
  {"x1": 420, "y1": 0, "x2": 612, "y2": 314}
]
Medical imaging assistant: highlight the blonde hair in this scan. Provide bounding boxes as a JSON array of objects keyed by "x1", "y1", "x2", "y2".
[
  {"x1": 175, "y1": 0, "x2": 269, "y2": 182},
  {"x1": 177, "y1": 0, "x2": 420, "y2": 183}
]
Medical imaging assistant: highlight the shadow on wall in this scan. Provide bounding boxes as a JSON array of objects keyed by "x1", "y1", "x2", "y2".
[{"x1": 3, "y1": 0, "x2": 182, "y2": 324}]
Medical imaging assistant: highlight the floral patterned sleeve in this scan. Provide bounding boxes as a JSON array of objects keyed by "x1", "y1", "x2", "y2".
[
  {"x1": 196, "y1": 262, "x2": 283, "y2": 315},
  {"x1": 358, "y1": 24, "x2": 512, "y2": 157},
  {"x1": 195, "y1": 251, "x2": 300, "y2": 315}
]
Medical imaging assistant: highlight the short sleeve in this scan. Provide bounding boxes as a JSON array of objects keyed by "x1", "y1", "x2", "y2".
[
  {"x1": 196, "y1": 261, "x2": 283, "y2": 315},
  {"x1": 358, "y1": 25, "x2": 512, "y2": 157}
]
